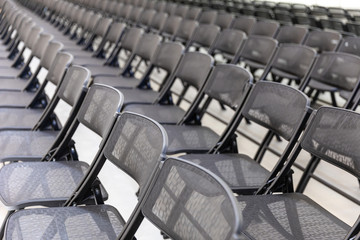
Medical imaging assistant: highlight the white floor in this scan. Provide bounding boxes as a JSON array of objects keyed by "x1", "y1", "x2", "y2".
[{"x1": 0, "y1": 3, "x2": 359, "y2": 239}]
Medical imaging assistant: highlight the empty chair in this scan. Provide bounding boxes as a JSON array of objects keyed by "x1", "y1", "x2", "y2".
[
  {"x1": 148, "y1": 12, "x2": 168, "y2": 34},
  {"x1": 164, "y1": 2, "x2": 176, "y2": 15},
  {"x1": 249, "y1": 20, "x2": 280, "y2": 37},
  {"x1": 304, "y1": 29, "x2": 342, "y2": 53},
  {"x1": 136, "y1": 9, "x2": 156, "y2": 29},
  {"x1": 214, "y1": 12, "x2": 234, "y2": 30},
  {"x1": 160, "y1": 15, "x2": 182, "y2": 40},
  {"x1": 232, "y1": 35, "x2": 278, "y2": 78},
  {"x1": 260, "y1": 44, "x2": 317, "y2": 85},
  {"x1": 294, "y1": 13, "x2": 320, "y2": 29},
  {"x1": 231, "y1": 15, "x2": 256, "y2": 35},
  {"x1": 209, "y1": 29, "x2": 247, "y2": 63},
  {"x1": 186, "y1": 24, "x2": 220, "y2": 52},
  {"x1": 300, "y1": 52, "x2": 360, "y2": 108},
  {"x1": 125, "y1": 6, "x2": 143, "y2": 26},
  {"x1": 336, "y1": 36, "x2": 360, "y2": 57},
  {"x1": 174, "y1": 4, "x2": 188, "y2": 18},
  {"x1": 185, "y1": 6, "x2": 201, "y2": 20},
  {"x1": 0, "y1": 52, "x2": 73, "y2": 130},
  {"x1": 116, "y1": 4, "x2": 133, "y2": 22},
  {"x1": 198, "y1": 10, "x2": 217, "y2": 25},
  {"x1": 173, "y1": 19, "x2": 199, "y2": 44},
  {"x1": 275, "y1": 25, "x2": 308, "y2": 44},
  {"x1": 180, "y1": 81, "x2": 310, "y2": 194},
  {"x1": 237, "y1": 107, "x2": 360, "y2": 240}
]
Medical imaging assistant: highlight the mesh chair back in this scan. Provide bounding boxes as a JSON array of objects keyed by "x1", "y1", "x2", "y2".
[
  {"x1": 39, "y1": 41, "x2": 64, "y2": 70},
  {"x1": 210, "y1": 29, "x2": 246, "y2": 58},
  {"x1": 164, "y1": 2, "x2": 176, "y2": 15},
  {"x1": 18, "y1": 19, "x2": 35, "y2": 43},
  {"x1": 32, "y1": 33, "x2": 54, "y2": 59},
  {"x1": 337, "y1": 36, "x2": 360, "y2": 57},
  {"x1": 24, "y1": 25, "x2": 43, "y2": 49},
  {"x1": 105, "y1": 22, "x2": 126, "y2": 43},
  {"x1": 175, "y1": 52, "x2": 213, "y2": 90},
  {"x1": 87, "y1": 13, "x2": 101, "y2": 32},
  {"x1": 310, "y1": 52, "x2": 360, "y2": 91},
  {"x1": 304, "y1": 30, "x2": 342, "y2": 53},
  {"x1": 75, "y1": 8, "x2": 86, "y2": 25},
  {"x1": 103, "y1": 112, "x2": 167, "y2": 197},
  {"x1": 79, "y1": 10, "x2": 93, "y2": 29},
  {"x1": 149, "y1": 12, "x2": 168, "y2": 32},
  {"x1": 57, "y1": 65, "x2": 90, "y2": 107},
  {"x1": 189, "y1": 24, "x2": 220, "y2": 49},
  {"x1": 93, "y1": 17, "x2": 112, "y2": 37},
  {"x1": 174, "y1": 5, "x2": 189, "y2": 18},
  {"x1": 151, "y1": 42, "x2": 184, "y2": 74},
  {"x1": 204, "y1": 64, "x2": 252, "y2": 109},
  {"x1": 154, "y1": 1, "x2": 166, "y2": 12},
  {"x1": 121, "y1": 27, "x2": 144, "y2": 52},
  {"x1": 270, "y1": 44, "x2": 317, "y2": 79},
  {"x1": 275, "y1": 25, "x2": 308, "y2": 44},
  {"x1": 77, "y1": 84, "x2": 123, "y2": 137},
  {"x1": 118, "y1": 4, "x2": 132, "y2": 19},
  {"x1": 112, "y1": 2, "x2": 124, "y2": 16},
  {"x1": 242, "y1": 81, "x2": 309, "y2": 140},
  {"x1": 174, "y1": 19, "x2": 198, "y2": 42},
  {"x1": 46, "y1": 52, "x2": 73, "y2": 86},
  {"x1": 185, "y1": 7, "x2": 201, "y2": 20},
  {"x1": 142, "y1": 158, "x2": 241, "y2": 240},
  {"x1": 106, "y1": 1, "x2": 117, "y2": 15},
  {"x1": 198, "y1": 10, "x2": 217, "y2": 24},
  {"x1": 138, "y1": 9, "x2": 156, "y2": 27},
  {"x1": 214, "y1": 13, "x2": 234, "y2": 30},
  {"x1": 161, "y1": 15, "x2": 181, "y2": 37},
  {"x1": 134, "y1": 33, "x2": 161, "y2": 61},
  {"x1": 301, "y1": 107, "x2": 360, "y2": 178},
  {"x1": 239, "y1": 36, "x2": 278, "y2": 66},
  {"x1": 250, "y1": 20, "x2": 279, "y2": 37},
  {"x1": 127, "y1": 7, "x2": 143, "y2": 23}
]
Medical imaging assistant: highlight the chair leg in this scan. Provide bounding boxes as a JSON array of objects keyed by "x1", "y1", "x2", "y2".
[
  {"x1": 330, "y1": 92, "x2": 338, "y2": 107},
  {"x1": 296, "y1": 156, "x2": 321, "y2": 193},
  {"x1": 0, "y1": 210, "x2": 15, "y2": 239}
]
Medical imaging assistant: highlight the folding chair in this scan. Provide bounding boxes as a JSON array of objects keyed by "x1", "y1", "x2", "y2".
[
  {"x1": 304, "y1": 29, "x2": 342, "y2": 53},
  {"x1": 336, "y1": 36, "x2": 360, "y2": 57},
  {"x1": 3, "y1": 111, "x2": 168, "y2": 240},
  {"x1": 198, "y1": 10, "x2": 217, "y2": 25},
  {"x1": 172, "y1": 19, "x2": 199, "y2": 45},
  {"x1": 275, "y1": 25, "x2": 308, "y2": 44},
  {"x1": 231, "y1": 15, "x2": 256, "y2": 35},
  {"x1": 185, "y1": 24, "x2": 220, "y2": 52},
  {"x1": 237, "y1": 107, "x2": 360, "y2": 240},
  {"x1": 214, "y1": 12, "x2": 234, "y2": 30},
  {"x1": 159, "y1": 15, "x2": 181, "y2": 40},
  {"x1": 148, "y1": 12, "x2": 168, "y2": 34},
  {"x1": 184, "y1": 6, "x2": 201, "y2": 20},
  {"x1": 249, "y1": 20, "x2": 279, "y2": 37}
]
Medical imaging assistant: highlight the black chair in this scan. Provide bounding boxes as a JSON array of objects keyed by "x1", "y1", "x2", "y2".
[
  {"x1": 249, "y1": 20, "x2": 279, "y2": 37},
  {"x1": 336, "y1": 36, "x2": 360, "y2": 57},
  {"x1": 159, "y1": 15, "x2": 182, "y2": 40},
  {"x1": 198, "y1": 10, "x2": 217, "y2": 25},
  {"x1": 214, "y1": 12, "x2": 234, "y2": 30},
  {"x1": 148, "y1": 12, "x2": 168, "y2": 34},
  {"x1": 303, "y1": 29, "x2": 342, "y2": 53},
  {"x1": 185, "y1": 6, "x2": 201, "y2": 20},
  {"x1": 185, "y1": 24, "x2": 220, "y2": 52},
  {"x1": 172, "y1": 19, "x2": 199, "y2": 45},
  {"x1": 237, "y1": 107, "x2": 360, "y2": 240},
  {"x1": 231, "y1": 15, "x2": 256, "y2": 35},
  {"x1": 275, "y1": 25, "x2": 308, "y2": 44}
]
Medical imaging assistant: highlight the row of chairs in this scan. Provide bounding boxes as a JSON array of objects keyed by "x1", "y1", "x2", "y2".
[{"x1": 0, "y1": 0, "x2": 359, "y2": 239}]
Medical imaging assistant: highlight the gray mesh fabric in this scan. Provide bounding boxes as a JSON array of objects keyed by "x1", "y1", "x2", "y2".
[
  {"x1": 103, "y1": 112, "x2": 167, "y2": 197},
  {"x1": 46, "y1": 52, "x2": 73, "y2": 86},
  {"x1": 242, "y1": 81, "x2": 309, "y2": 141},
  {"x1": 149, "y1": 12, "x2": 168, "y2": 32},
  {"x1": 198, "y1": 10, "x2": 217, "y2": 24},
  {"x1": 212, "y1": 29, "x2": 246, "y2": 58},
  {"x1": 237, "y1": 193, "x2": 350, "y2": 239},
  {"x1": 301, "y1": 107, "x2": 360, "y2": 177},
  {"x1": 120, "y1": 27, "x2": 144, "y2": 52},
  {"x1": 105, "y1": 22, "x2": 126, "y2": 43},
  {"x1": 304, "y1": 30, "x2": 342, "y2": 53},
  {"x1": 191, "y1": 24, "x2": 220, "y2": 49},
  {"x1": 174, "y1": 19, "x2": 198, "y2": 42},
  {"x1": 0, "y1": 161, "x2": 89, "y2": 206},
  {"x1": 250, "y1": 21, "x2": 279, "y2": 37},
  {"x1": 0, "y1": 108, "x2": 43, "y2": 130},
  {"x1": 161, "y1": 16, "x2": 181, "y2": 37},
  {"x1": 133, "y1": 33, "x2": 161, "y2": 61},
  {"x1": 39, "y1": 41, "x2": 63, "y2": 70},
  {"x1": 142, "y1": 158, "x2": 239, "y2": 240},
  {"x1": 337, "y1": 36, "x2": 360, "y2": 57},
  {"x1": 94, "y1": 17, "x2": 112, "y2": 37},
  {"x1": 151, "y1": 42, "x2": 184, "y2": 74},
  {"x1": 231, "y1": 16, "x2": 256, "y2": 35},
  {"x1": 32, "y1": 33, "x2": 53, "y2": 59},
  {"x1": 275, "y1": 25, "x2": 308, "y2": 44},
  {"x1": 240, "y1": 36, "x2": 278, "y2": 67},
  {"x1": 5, "y1": 205, "x2": 124, "y2": 240}
]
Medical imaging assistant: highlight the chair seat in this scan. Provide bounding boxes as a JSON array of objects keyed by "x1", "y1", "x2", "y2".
[
  {"x1": 271, "y1": 68, "x2": 301, "y2": 82},
  {"x1": 237, "y1": 193, "x2": 350, "y2": 239},
  {"x1": 5, "y1": 205, "x2": 125, "y2": 239},
  {"x1": 0, "y1": 108, "x2": 43, "y2": 130},
  {"x1": 86, "y1": 65, "x2": 120, "y2": 77},
  {"x1": 124, "y1": 104, "x2": 185, "y2": 124},
  {"x1": 119, "y1": 88, "x2": 159, "y2": 105},
  {"x1": 0, "y1": 58, "x2": 16, "y2": 68},
  {"x1": 0, "y1": 130, "x2": 59, "y2": 162},
  {"x1": 243, "y1": 59, "x2": 266, "y2": 70},
  {"x1": 0, "y1": 91, "x2": 36, "y2": 107},
  {"x1": 0, "y1": 66, "x2": 22, "y2": 78},
  {"x1": 308, "y1": 79, "x2": 338, "y2": 92},
  {"x1": 180, "y1": 153, "x2": 270, "y2": 191},
  {"x1": 163, "y1": 125, "x2": 219, "y2": 154},
  {"x1": 0, "y1": 78, "x2": 29, "y2": 91},
  {"x1": 94, "y1": 75, "x2": 141, "y2": 89},
  {"x1": 0, "y1": 161, "x2": 89, "y2": 207}
]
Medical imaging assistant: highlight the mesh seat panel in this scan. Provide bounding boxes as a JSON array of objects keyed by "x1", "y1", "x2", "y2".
[
  {"x1": 0, "y1": 78, "x2": 29, "y2": 91},
  {"x1": 0, "y1": 91, "x2": 36, "y2": 108},
  {"x1": 119, "y1": 88, "x2": 159, "y2": 105},
  {"x1": 211, "y1": 29, "x2": 246, "y2": 59},
  {"x1": 337, "y1": 36, "x2": 360, "y2": 57},
  {"x1": 190, "y1": 24, "x2": 220, "y2": 49},
  {"x1": 308, "y1": 79, "x2": 338, "y2": 92},
  {"x1": 0, "y1": 108, "x2": 43, "y2": 130},
  {"x1": 180, "y1": 153, "x2": 270, "y2": 190},
  {"x1": 304, "y1": 30, "x2": 342, "y2": 53},
  {"x1": 0, "y1": 67, "x2": 24, "y2": 79},
  {"x1": 123, "y1": 105, "x2": 186, "y2": 124},
  {"x1": 73, "y1": 57, "x2": 105, "y2": 66},
  {"x1": 0, "y1": 161, "x2": 89, "y2": 207},
  {"x1": 5, "y1": 205, "x2": 124, "y2": 240},
  {"x1": 237, "y1": 193, "x2": 350, "y2": 239},
  {"x1": 86, "y1": 65, "x2": 120, "y2": 77},
  {"x1": 94, "y1": 75, "x2": 141, "y2": 89},
  {"x1": 163, "y1": 125, "x2": 219, "y2": 154},
  {"x1": 0, "y1": 130, "x2": 58, "y2": 162}
]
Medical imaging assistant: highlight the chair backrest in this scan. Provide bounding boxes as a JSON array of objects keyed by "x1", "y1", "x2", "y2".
[
  {"x1": 46, "y1": 52, "x2": 74, "y2": 87},
  {"x1": 250, "y1": 20, "x2": 279, "y2": 38},
  {"x1": 187, "y1": 24, "x2": 220, "y2": 50},
  {"x1": 86, "y1": 12, "x2": 101, "y2": 32},
  {"x1": 127, "y1": 7, "x2": 143, "y2": 24},
  {"x1": 103, "y1": 112, "x2": 168, "y2": 197},
  {"x1": 161, "y1": 15, "x2": 181, "y2": 37},
  {"x1": 304, "y1": 29, "x2": 342, "y2": 53},
  {"x1": 185, "y1": 6, "x2": 201, "y2": 20},
  {"x1": 120, "y1": 27, "x2": 144, "y2": 52},
  {"x1": 242, "y1": 81, "x2": 310, "y2": 141},
  {"x1": 139, "y1": 157, "x2": 241, "y2": 240},
  {"x1": 39, "y1": 41, "x2": 64, "y2": 70},
  {"x1": 32, "y1": 33, "x2": 54, "y2": 59},
  {"x1": 138, "y1": 9, "x2": 156, "y2": 27},
  {"x1": 235, "y1": 36, "x2": 278, "y2": 67},
  {"x1": 151, "y1": 42, "x2": 184, "y2": 76},
  {"x1": 132, "y1": 33, "x2": 162, "y2": 61},
  {"x1": 214, "y1": 13, "x2": 234, "y2": 30},
  {"x1": 93, "y1": 17, "x2": 112, "y2": 37},
  {"x1": 174, "y1": 19, "x2": 198, "y2": 43},
  {"x1": 164, "y1": 2, "x2": 176, "y2": 15},
  {"x1": 210, "y1": 29, "x2": 246, "y2": 60},
  {"x1": 275, "y1": 25, "x2": 308, "y2": 44},
  {"x1": 301, "y1": 107, "x2": 360, "y2": 178},
  {"x1": 337, "y1": 36, "x2": 360, "y2": 57},
  {"x1": 198, "y1": 10, "x2": 217, "y2": 24},
  {"x1": 174, "y1": 5, "x2": 189, "y2": 18},
  {"x1": 149, "y1": 12, "x2": 168, "y2": 32},
  {"x1": 118, "y1": 4, "x2": 133, "y2": 20},
  {"x1": 154, "y1": 1, "x2": 166, "y2": 12},
  {"x1": 24, "y1": 25, "x2": 43, "y2": 50},
  {"x1": 306, "y1": 52, "x2": 360, "y2": 92},
  {"x1": 105, "y1": 22, "x2": 126, "y2": 44}
]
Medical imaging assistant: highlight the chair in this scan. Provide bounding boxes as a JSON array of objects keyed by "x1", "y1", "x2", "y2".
[
  {"x1": 209, "y1": 28, "x2": 247, "y2": 63},
  {"x1": 148, "y1": 12, "x2": 168, "y2": 34},
  {"x1": 0, "y1": 52, "x2": 73, "y2": 130},
  {"x1": 198, "y1": 10, "x2": 217, "y2": 25},
  {"x1": 186, "y1": 24, "x2": 220, "y2": 52},
  {"x1": 93, "y1": 33, "x2": 162, "y2": 88},
  {"x1": 172, "y1": 19, "x2": 199, "y2": 45},
  {"x1": 304, "y1": 29, "x2": 342, "y2": 53},
  {"x1": 159, "y1": 15, "x2": 182, "y2": 40},
  {"x1": 184, "y1": 6, "x2": 201, "y2": 20},
  {"x1": 260, "y1": 44, "x2": 317, "y2": 85},
  {"x1": 232, "y1": 35, "x2": 278, "y2": 78},
  {"x1": 249, "y1": 20, "x2": 279, "y2": 37},
  {"x1": 236, "y1": 107, "x2": 360, "y2": 240},
  {"x1": 275, "y1": 25, "x2": 308, "y2": 44},
  {"x1": 300, "y1": 52, "x2": 360, "y2": 108},
  {"x1": 136, "y1": 9, "x2": 156, "y2": 30},
  {"x1": 231, "y1": 15, "x2": 256, "y2": 35},
  {"x1": 336, "y1": 36, "x2": 360, "y2": 57},
  {"x1": 122, "y1": 51, "x2": 212, "y2": 121},
  {"x1": 180, "y1": 81, "x2": 311, "y2": 194},
  {"x1": 214, "y1": 12, "x2": 234, "y2": 30},
  {"x1": 174, "y1": 4, "x2": 189, "y2": 18}
]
